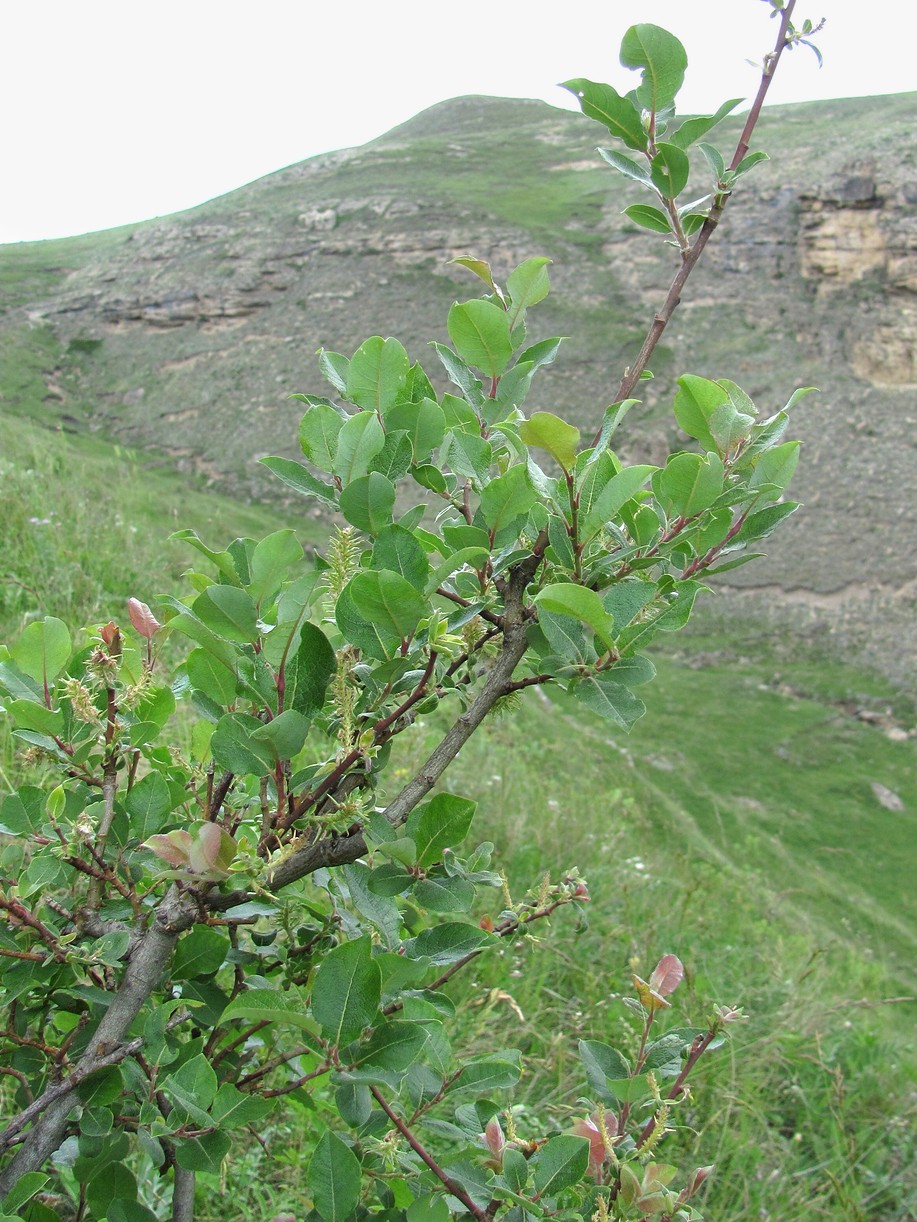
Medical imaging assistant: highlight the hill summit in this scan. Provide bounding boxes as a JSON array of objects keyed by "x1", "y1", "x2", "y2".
[{"x1": 1, "y1": 92, "x2": 915, "y2": 683}]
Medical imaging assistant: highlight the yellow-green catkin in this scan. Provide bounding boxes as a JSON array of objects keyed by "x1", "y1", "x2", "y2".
[
  {"x1": 639, "y1": 1105, "x2": 671, "y2": 1157},
  {"x1": 324, "y1": 526, "x2": 360, "y2": 603}
]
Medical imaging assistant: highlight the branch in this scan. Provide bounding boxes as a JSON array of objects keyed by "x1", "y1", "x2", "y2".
[
  {"x1": 370, "y1": 1086, "x2": 488, "y2": 1220},
  {"x1": 0, "y1": 887, "x2": 198, "y2": 1193},
  {"x1": 264, "y1": 548, "x2": 543, "y2": 891},
  {"x1": 610, "y1": 0, "x2": 798, "y2": 410}
]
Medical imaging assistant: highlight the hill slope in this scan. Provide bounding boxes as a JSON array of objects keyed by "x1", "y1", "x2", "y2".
[{"x1": 1, "y1": 92, "x2": 916, "y2": 683}]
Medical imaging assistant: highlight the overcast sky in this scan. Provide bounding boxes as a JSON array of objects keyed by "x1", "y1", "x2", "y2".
[{"x1": 1, "y1": 0, "x2": 910, "y2": 245}]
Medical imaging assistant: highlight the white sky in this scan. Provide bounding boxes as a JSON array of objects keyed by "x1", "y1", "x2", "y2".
[{"x1": 1, "y1": 0, "x2": 911, "y2": 245}]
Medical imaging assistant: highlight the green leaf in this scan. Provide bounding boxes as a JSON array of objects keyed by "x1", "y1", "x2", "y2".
[
  {"x1": 572, "y1": 673, "x2": 646, "y2": 730},
  {"x1": 349, "y1": 571, "x2": 428, "y2": 644},
  {"x1": 650, "y1": 142, "x2": 690, "y2": 197},
  {"x1": 653, "y1": 452, "x2": 725, "y2": 517},
  {"x1": 286, "y1": 621, "x2": 336, "y2": 719},
  {"x1": 732, "y1": 502, "x2": 800, "y2": 545},
  {"x1": 707, "y1": 400, "x2": 755, "y2": 455},
  {"x1": 86, "y1": 1162, "x2": 138, "y2": 1219},
  {"x1": 425, "y1": 546, "x2": 490, "y2": 595},
  {"x1": 442, "y1": 430, "x2": 492, "y2": 485},
  {"x1": 533, "y1": 584, "x2": 616, "y2": 653},
  {"x1": 579, "y1": 1039, "x2": 631, "y2": 1100},
  {"x1": 580, "y1": 464, "x2": 656, "y2": 542},
  {"x1": 248, "y1": 530, "x2": 303, "y2": 604},
  {"x1": 532, "y1": 1134, "x2": 590, "y2": 1196},
  {"x1": 414, "y1": 874, "x2": 475, "y2": 912},
  {"x1": 125, "y1": 771, "x2": 172, "y2": 839},
  {"x1": 669, "y1": 97, "x2": 743, "y2": 149},
  {"x1": 519, "y1": 412, "x2": 580, "y2": 472},
  {"x1": 748, "y1": 440, "x2": 800, "y2": 499},
  {"x1": 451, "y1": 255, "x2": 502, "y2": 298},
  {"x1": 733, "y1": 149, "x2": 769, "y2": 178},
  {"x1": 210, "y1": 1083, "x2": 275, "y2": 1129},
  {"x1": 259, "y1": 455, "x2": 338, "y2": 508},
  {"x1": 505, "y1": 257, "x2": 551, "y2": 331},
  {"x1": 251, "y1": 709, "x2": 310, "y2": 760},
  {"x1": 431, "y1": 342, "x2": 485, "y2": 407},
  {"x1": 447, "y1": 300, "x2": 514, "y2": 378},
  {"x1": 617, "y1": 581, "x2": 701, "y2": 655},
  {"x1": 479, "y1": 465, "x2": 537, "y2": 533},
  {"x1": 312, "y1": 936, "x2": 381, "y2": 1045},
  {"x1": 308, "y1": 1129, "x2": 362, "y2": 1222},
  {"x1": 172, "y1": 926, "x2": 230, "y2": 981},
  {"x1": 404, "y1": 923, "x2": 495, "y2": 966},
  {"x1": 624, "y1": 203, "x2": 672, "y2": 234},
  {"x1": 107, "y1": 1201, "x2": 160, "y2": 1222},
  {"x1": 386, "y1": 397, "x2": 446, "y2": 462},
  {"x1": 411, "y1": 463, "x2": 448, "y2": 495},
  {"x1": 174, "y1": 1129, "x2": 231, "y2": 1173},
  {"x1": 371, "y1": 524, "x2": 431, "y2": 587},
  {"x1": 333, "y1": 411, "x2": 386, "y2": 484},
  {"x1": 449, "y1": 1052, "x2": 523, "y2": 1095},
  {"x1": 698, "y1": 141, "x2": 726, "y2": 180},
  {"x1": 620, "y1": 23, "x2": 687, "y2": 113},
  {"x1": 211, "y1": 712, "x2": 276, "y2": 777},
  {"x1": 194, "y1": 585, "x2": 259, "y2": 644},
  {"x1": 299, "y1": 401, "x2": 344, "y2": 472},
  {"x1": 585, "y1": 399, "x2": 640, "y2": 467},
  {"x1": 537, "y1": 609, "x2": 588, "y2": 663},
  {"x1": 335, "y1": 1081, "x2": 372, "y2": 1128},
  {"x1": 0, "y1": 659, "x2": 43, "y2": 703},
  {"x1": 175, "y1": 530, "x2": 250, "y2": 584},
  {"x1": 346, "y1": 335, "x2": 410, "y2": 413},
  {"x1": 164, "y1": 1053, "x2": 218, "y2": 1113},
  {"x1": 407, "y1": 1196, "x2": 452, "y2": 1222},
  {"x1": 1, "y1": 1172, "x2": 49, "y2": 1215},
  {"x1": 339, "y1": 471, "x2": 396, "y2": 535},
  {"x1": 597, "y1": 146, "x2": 653, "y2": 188},
  {"x1": 342, "y1": 862, "x2": 403, "y2": 949},
  {"x1": 319, "y1": 348, "x2": 349, "y2": 394},
  {"x1": 220, "y1": 987, "x2": 319, "y2": 1032},
  {"x1": 406, "y1": 793, "x2": 476, "y2": 868},
  {"x1": 561, "y1": 78, "x2": 646, "y2": 150},
  {"x1": 335, "y1": 583, "x2": 398, "y2": 660},
  {"x1": 369, "y1": 429, "x2": 413, "y2": 482},
  {"x1": 674, "y1": 374, "x2": 729, "y2": 452},
  {"x1": 0, "y1": 787, "x2": 45, "y2": 835},
  {"x1": 10, "y1": 617, "x2": 71, "y2": 685},
  {"x1": 353, "y1": 1020, "x2": 430, "y2": 1072},
  {"x1": 186, "y1": 646, "x2": 236, "y2": 707},
  {"x1": 515, "y1": 335, "x2": 565, "y2": 374},
  {"x1": 7, "y1": 700, "x2": 63, "y2": 735}
]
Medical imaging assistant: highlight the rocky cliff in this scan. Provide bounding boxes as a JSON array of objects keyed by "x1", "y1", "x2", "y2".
[{"x1": 1, "y1": 92, "x2": 915, "y2": 684}]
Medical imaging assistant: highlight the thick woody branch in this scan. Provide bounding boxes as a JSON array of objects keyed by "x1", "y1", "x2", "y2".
[{"x1": 0, "y1": 886, "x2": 198, "y2": 1193}]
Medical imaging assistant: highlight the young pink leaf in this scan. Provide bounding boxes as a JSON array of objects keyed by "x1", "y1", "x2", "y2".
[
  {"x1": 128, "y1": 597, "x2": 161, "y2": 639},
  {"x1": 142, "y1": 830, "x2": 193, "y2": 868},
  {"x1": 484, "y1": 1116, "x2": 505, "y2": 1165},
  {"x1": 572, "y1": 1112, "x2": 615, "y2": 1179},
  {"x1": 649, "y1": 953, "x2": 684, "y2": 997},
  {"x1": 633, "y1": 975, "x2": 670, "y2": 1013},
  {"x1": 188, "y1": 822, "x2": 237, "y2": 877},
  {"x1": 98, "y1": 620, "x2": 122, "y2": 655}
]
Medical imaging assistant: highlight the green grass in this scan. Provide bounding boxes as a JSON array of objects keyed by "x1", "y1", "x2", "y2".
[
  {"x1": 0, "y1": 415, "x2": 326, "y2": 641},
  {"x1": 397, "y1": 674, "x2": 916, "y2": 1221}
]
